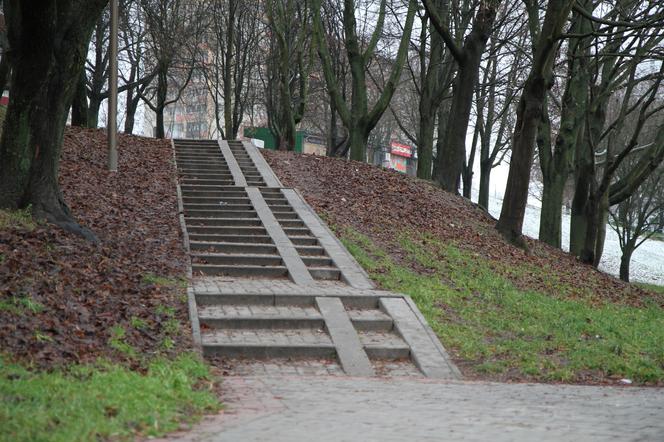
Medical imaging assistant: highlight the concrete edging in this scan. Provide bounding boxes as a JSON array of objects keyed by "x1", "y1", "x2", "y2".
[
  {"x1": 171, "y1": 139, "x2": 203, "y2": 354},
  {"x1": 242, "y1": 140, "x2": 283, "y2": 188},
  {"x1": 282, "y1": 188, "x2": 375, "y2": 290},
  {"x1": 218, "y1": 139, "x2": 247, "y2": 186},
  {"x1": 246, "y1": 187, "x2": 314, "y2": 285}
]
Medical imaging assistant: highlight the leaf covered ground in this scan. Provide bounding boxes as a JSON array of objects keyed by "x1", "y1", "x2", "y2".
[
  {"x1": 263, "y1": 150, "x2": 664, "y2": 384},
  {"x1": 0, "y1": 127, "x2": 190, "y2": 368}
]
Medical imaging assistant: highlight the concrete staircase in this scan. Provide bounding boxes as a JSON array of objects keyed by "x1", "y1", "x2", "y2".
[{"x1": 174, "y1": 139, "x2": 460, "y2": 379}]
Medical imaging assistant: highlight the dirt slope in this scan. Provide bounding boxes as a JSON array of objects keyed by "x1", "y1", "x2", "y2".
[
  {"x1": 0, "y1": 127, "x2": 189, "y2": 367},
  {"x1": 263, "y1": 150, "x2": 660, "y2": 307}
]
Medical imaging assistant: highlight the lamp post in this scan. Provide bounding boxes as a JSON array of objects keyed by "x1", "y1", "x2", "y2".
[{"x1": 108, "y1": 0, "x2": 119, "y2": 171}]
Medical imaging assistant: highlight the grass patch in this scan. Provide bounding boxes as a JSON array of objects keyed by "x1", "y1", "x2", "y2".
[
  {"x1": 0, "y1": 354, "x2": 220, "y2": 441},
  {"x1": 0, "y1": 295, "x2": 44, "y2": 315},
  {"x1": 0, "y1": 208, "x2": 36, "y2": 231},
  {"x1": 636, "y1": 283, "x2": 664, "y2": 294},
  {"x1": 340, "y1": 228, "x2": 664, "y2": 384},
  {"x1": 142, "y1": 273, "x2": 187, "y2": 288}
]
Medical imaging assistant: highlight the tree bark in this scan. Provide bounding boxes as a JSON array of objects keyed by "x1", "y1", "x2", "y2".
[
  {"x1": 71, "y1": 67, "x2": 89, "y2": 127},
  {"x1": 0, "y1": 0, "x2": 106, "y2": 241},
  {"x1": 496, "y1": 0, "x2": 573, "y2": 245},
  {"x1": 619, "y1": 246, "x2": 633, "y2": 282},
  {"x1": 433, "y1": 2, "x2": 498, "y2": 193}
]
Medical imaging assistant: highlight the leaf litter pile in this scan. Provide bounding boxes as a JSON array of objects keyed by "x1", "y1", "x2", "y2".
[
  {"x1": 263, "y1": 150, "x2": 662, "y2": 307},
  {"x1": 0, "y1": 127, "x2": 189, "y2": 368}
]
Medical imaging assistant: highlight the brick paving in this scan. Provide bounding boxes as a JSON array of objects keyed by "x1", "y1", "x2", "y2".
[{"x1": 162, "y1": 377, "x2": 664, "y2": 442}]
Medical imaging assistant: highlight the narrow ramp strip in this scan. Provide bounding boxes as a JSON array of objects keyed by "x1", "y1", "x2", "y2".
[
  {"x1": 242, "y1": 141, "x2": 283, "y2": 188},
  {"x1": 316, "y1": 297, "x2": 375, "y2": 377},
  {"x1": 218, "y1": 140, "x2": 247, "y2": 186},
  {"x1": 282, "y1": 189, "x2": 375, "y2": 289},
  {"x1": 380, "y1": 297, "x2": 460, "y2": 379},
  {"x1": 246, "y1": 187, "x2": 314, "y2": 285}
]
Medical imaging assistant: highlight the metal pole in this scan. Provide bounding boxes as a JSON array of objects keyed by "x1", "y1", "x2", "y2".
[{"x1": 108, "y1": 0, "x2": 119, "y2": 171}]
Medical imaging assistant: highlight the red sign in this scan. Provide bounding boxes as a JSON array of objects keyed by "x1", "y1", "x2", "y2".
[{"x1": 390, "y1": 141, "x2": 412, "y2": 158}]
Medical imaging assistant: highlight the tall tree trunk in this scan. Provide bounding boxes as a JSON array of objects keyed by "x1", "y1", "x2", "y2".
[
  {"x1": 348, "y1": 121, "x2": 369, "y2": 162},
  {"x1": 416, "y1": 108, "x2": 435, "y2": 179},
  {"x1": 496, "y1": 0, "x2": 573, "y2": 245},
  {"x1": 619, "y1": 245, "x2": 633, "y2": 282},
  {"x1": 155, "y1": 68, "x2": 167, "y2": 139},
  {"x1": 0, "y1": 0, "x2": 106, "y2": 241},
  {"x1": 539, "y1": 173, "x2": 567, "y2": 247},
  {"x1": 124, "y1": 94, "x2": 140, "y2": 134},
  {"x1": 478, "y1": 159, "x2": 491, "y2": 210},
  {"x1": 428, "y1": 0, "x2": 498, "y2": 193},
  {"x1": 71, "y1": 67, "x2": 89, "y2": 127},
  {"x1": 0, "y1": 55, "x2": 10, "y2": 96},
  {"x1": 537, "y1": 6, "x2": 590, "y2": 248},
  {"x1": 224, "y1": 0, "x2": 235, "y2": 139},
  {"x1": 87, "y1": 95, "x2": 101, "y2": 128}
]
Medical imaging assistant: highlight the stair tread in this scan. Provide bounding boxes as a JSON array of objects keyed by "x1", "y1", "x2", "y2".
[{"x1": 198, "y1": 305, "x2": 321, "y2": 319}]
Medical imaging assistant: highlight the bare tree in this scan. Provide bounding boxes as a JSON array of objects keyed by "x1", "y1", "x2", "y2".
[
  {"x1": 138, "y1": 0, "x2": 209, "y2": 138},
  {"x1": 313, "y1": 0, "x2": 417, "y2": 162}
]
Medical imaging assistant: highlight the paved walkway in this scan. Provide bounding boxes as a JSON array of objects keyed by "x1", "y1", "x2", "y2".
[
  {"x1": 170, "y1": 139, "x2": 664, "y2": 441},
  {"x1": 163, "y1": 376, "x2": 664, "y2": 441}
]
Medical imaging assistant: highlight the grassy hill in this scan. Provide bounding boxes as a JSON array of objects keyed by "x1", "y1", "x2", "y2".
[{"x1": 263, "y1": 150, "x2": 664, "y2": 385}]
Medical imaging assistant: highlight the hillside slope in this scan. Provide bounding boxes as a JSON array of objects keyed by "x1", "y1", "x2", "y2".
[{"x1": 263, "y1": 150, "x2": 664, "y2": 384}]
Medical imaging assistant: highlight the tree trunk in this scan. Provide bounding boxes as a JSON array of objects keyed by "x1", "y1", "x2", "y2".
[
  {"x1": 496, "y1": 0, "x2": 572, "y2": 245},
  {"x1": 0, "y1": 0, "x2": 105, "y2": 241},
  {"x1": 87, "y1": 95, "x2": 101, "y2": 128},
  {"x1": 416, "y1": 108, "x2": 435, "y2": 179},
  {"x1": 435, "y1": 58, "x2": 481, "y2": 192},
  {"x1": 71, "y1": 67, "x2": 89, "y2": 127},
  {"x1": 478, "y1": 159, "x2": 491, "y2": 210},
  {"x1": 539, "y1": 172, "x2": 566, "y2": 248},
  {"x1": 224, "y1": 0, "x2": 235, "y2": 139},
  {"x1": 619, "y1": 244, "x2": 634, "y2": 282},
  {"x1": 348, "y1": 121, "x2": 369, "y2": 162},
  {"x1": 124, "y1": 94, "x2": 140, "y2": 134},
  {"x1": 433, "y1": 2, "x2": 497, "y2": 193},
  {"x1": 155, "y1": 68, "x2": 167, "y2": 139},
  {"x1": 0, "y1": 55, "x2": 11, "y2": 96}
]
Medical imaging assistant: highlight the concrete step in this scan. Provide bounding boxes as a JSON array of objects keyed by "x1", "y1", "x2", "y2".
[
  {"x1": 272, "y1": 211, "x2": 298, "y2": 220},
  {"x1": 303, "y1": 256, "x2": 335, "y2": 267},
  {"x1": 180, "y1": 184, "x2": 239, "y2": 191},
  {"x1": 180, "y1": 179, "x2": 236, "y2": 186},
  {"x1": 182, "y1": 203, "x2": 253, "y2": 211},
  {"x1": 348, "y1": 309, "x2": 394, "y2": 331},
  {"x1": 181, "y1": 190, "x2": 248, "y2": 198},
  {"x1": 192, "y1": 264, "x2": 289, "y2": 278},
  {"x1": 309, "y1": 267, "x2": 341, "y2": 280},
  {"x1": 359, "y1": 331, "x2": 410, "y2": 360},
  {"x1": 278, "y1": 219, "x2": 305, "y2": 227},
  {"x1": 188, "y1": 234, "x2": 272, "y2": 243},
  {"x1": 194, "y1": 292, "x2": 384, "y2": 309},
  {"x1": 295, "y1": 245, "x2": 326, "y2": 256},
  {"x1": 186, "y1": 226, "x2": 267, "y2": 235},
  {"x1": 198, "y1": 305, "x2": 324, "y2": 329},
  {"x1": 175, "y1": 149, "x2": 220, "y2": 154},
  {"x1": 283, "y1": 227, "x2": 313, "y2": 236},
  {"x1": 185, "y1": 217, "x2": 262, "y2": 227},
  {"x1": 290, "y1": 236, "x2": 320, "y2": 246},
  {"x1": 183, "y1": 196, "x2": 251, "y2": 205},
  {"x1": 178, "y1": 170, "x2": 233, "y2": 179},
  {"x1": 176, "y1": 158, "x2": 226, "y2": 163},
  {"x1": 184, "y1": 209, "x2": 257, "y2": 218},
  {"x1": 201, "y1": 329, "x2": 335, "y2": 359},
  {"x1": 189, "y1": 241, "x2": 277, "y2": 255},
  {"x1": 191, "y1": 253, "x2": 283, "y2": 266}
]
